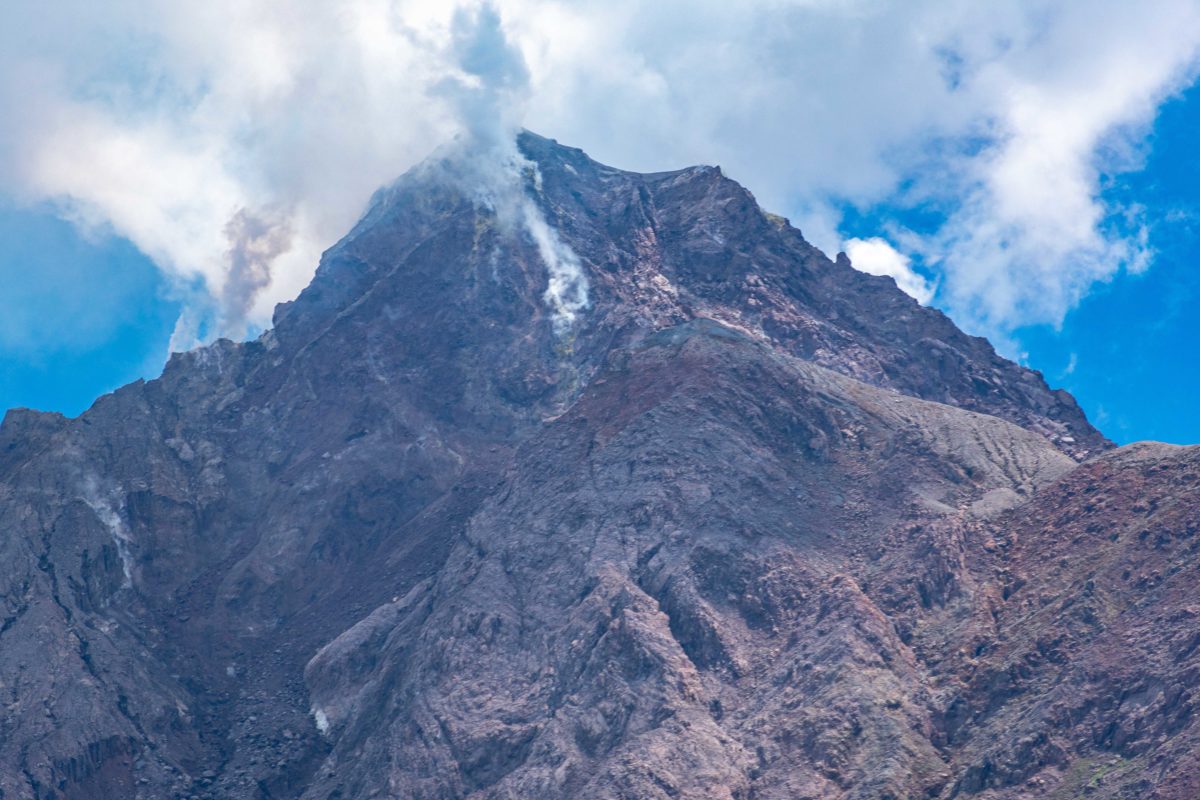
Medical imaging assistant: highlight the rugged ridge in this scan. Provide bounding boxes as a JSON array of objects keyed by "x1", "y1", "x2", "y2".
[{"x1": 0, "y1": 133, "x2": 1194, "y2": 800}]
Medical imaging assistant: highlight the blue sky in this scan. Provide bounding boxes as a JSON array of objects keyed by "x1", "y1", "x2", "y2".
[
  {"x1": 0, "y1": 205, "x2": 179, "y2": 417},
  {"x1": 0, "y1": 0, "x2": 1197, "y2": 445},
  {"x1": 834, "y1": 80, "x2": 1200, "y2": 446},
  {"x1": 1014, "y1": 83, "x2": 1200, "y2": 445}
]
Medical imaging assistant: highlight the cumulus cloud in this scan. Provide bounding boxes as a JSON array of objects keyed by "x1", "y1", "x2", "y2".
[
  {"x1": 509, "y1": 0, "x2": 1200, "y2": 337},
  {"x1": 844, "y1": 237, "x2": 933, "y2": 305},
  {"x1": 0, "y1": 0, "x2": 463, "y2": 343},
  {"x1": 0, "y1": 0, "x2": 1198, "y2": 347}
]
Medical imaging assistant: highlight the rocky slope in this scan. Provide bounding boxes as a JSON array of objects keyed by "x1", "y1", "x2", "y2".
[{"x1": 0, "y1": 132, "x2": 1194, "y2": 799}]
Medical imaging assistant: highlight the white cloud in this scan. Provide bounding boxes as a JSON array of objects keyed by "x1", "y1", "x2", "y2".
[
  {"x1": 844, "y1": 237, "x2": 933, "y2": 305},
  {"x1": 0, "y1": 0, "x2": 1198, "y2": 347},
  {"x1": 0, "y1": 0, "x2": 466, "y2": 342},
  {"x1": 506, "y1": 0, "x2": 1200, "y2": 338}
]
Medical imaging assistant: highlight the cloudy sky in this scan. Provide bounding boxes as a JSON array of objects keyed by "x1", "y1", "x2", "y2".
[{"x1": 1, "y1": 0, "x2": 1198, "y2": 443}]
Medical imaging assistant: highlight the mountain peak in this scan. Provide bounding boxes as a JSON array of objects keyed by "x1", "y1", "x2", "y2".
[
  {"x1": 270, "y1": 132, "x2": 1106, "y2": 459},
  {"x1": 10, "y1": 135, "x2": 1191, "y2": 800}
]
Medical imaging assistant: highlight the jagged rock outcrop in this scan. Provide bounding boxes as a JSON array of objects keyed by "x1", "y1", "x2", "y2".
[{"x1": 0, "y1": 133, "x2": 1194, "y2": 800}]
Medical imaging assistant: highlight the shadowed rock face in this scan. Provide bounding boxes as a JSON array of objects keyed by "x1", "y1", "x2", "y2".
[{"x1": 0, "y1": 133, "x2": 1194, "y2": 800}]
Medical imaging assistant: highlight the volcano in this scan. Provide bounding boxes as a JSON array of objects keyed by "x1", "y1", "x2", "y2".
[{"x1": 1, "y1": 133, "x2": 1196, "y2": 799}]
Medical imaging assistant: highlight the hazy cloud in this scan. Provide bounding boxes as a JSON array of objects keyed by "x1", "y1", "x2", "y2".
[{"x1": 1, "y1": 0, "x2": 1198, "y2": 347}]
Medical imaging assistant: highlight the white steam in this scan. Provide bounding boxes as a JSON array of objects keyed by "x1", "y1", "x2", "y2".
[
  {"x1": 80, "y1": 477, "x2": 133, "y2": 590},
  {"x1": 521, "y1": 200, "x2": 589, "y2": 333},
  {"x1": 438, "y1": 2, "x2": 589, "y2": 335}
]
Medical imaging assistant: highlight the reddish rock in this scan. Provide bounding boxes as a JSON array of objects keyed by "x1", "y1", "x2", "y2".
[{"x1": 0, "y1": 134, "x2": 1190, "y2": 800}]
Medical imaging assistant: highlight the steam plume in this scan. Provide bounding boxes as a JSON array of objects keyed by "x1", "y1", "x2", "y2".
[
  {"x1": 220, "y1": 208, "x2": 294, "y2": 335},
  {"x1": 440, "y1": 2, "x2": 590, "y2": 335},
  {"x1": 80, "y1": 476, "x2": 133, "y2": 590}
]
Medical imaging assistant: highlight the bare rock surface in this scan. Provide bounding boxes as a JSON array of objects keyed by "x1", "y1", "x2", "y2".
[{"x1": 1, "y1": 133, "x2": 1195, "y2": 800}]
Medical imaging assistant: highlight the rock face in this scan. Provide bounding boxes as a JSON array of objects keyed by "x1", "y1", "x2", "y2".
[{"x1": 0, "y1": 132, "x2": 1195, "y2": 799}]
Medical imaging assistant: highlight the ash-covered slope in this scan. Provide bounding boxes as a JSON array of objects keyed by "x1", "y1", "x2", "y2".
[{"x1": 0, "y1": 133, "x2": 1193, "y2": 800}]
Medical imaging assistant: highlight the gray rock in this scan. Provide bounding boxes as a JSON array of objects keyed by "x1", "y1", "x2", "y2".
[{"x1": 0, "y1": 133, "x2": 1192, "y2": 800}]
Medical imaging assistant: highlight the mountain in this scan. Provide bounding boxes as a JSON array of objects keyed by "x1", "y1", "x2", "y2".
[{"x1": 0, "y1": 132, "x2": 1195, "y2": 800}]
